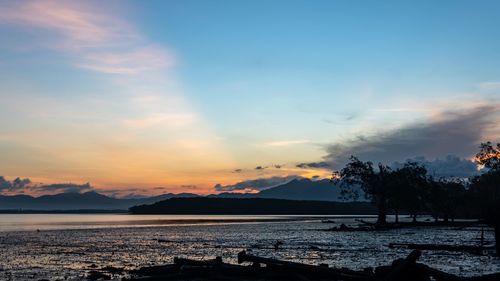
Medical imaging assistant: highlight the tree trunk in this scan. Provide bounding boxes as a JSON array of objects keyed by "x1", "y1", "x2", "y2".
[
  {"x1": 394, "y1": 209, "x2": 399, "y2": 224},
  {"x1": 377, "y1": 208, "x2": 387, "y2": 224},
  {"x1": 495, "y1": 220, "x2": 500, "y2": 256},
  {"x1": 412, "y1": 213, "x2": 417, "y2": 223},
  {"x1": 376, "y1": 196, "x2": 387, "y2": 224}
]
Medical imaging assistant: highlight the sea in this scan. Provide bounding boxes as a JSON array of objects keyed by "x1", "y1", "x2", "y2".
[{"x1": 0, "y1": 214, "x2": 498, "y2": 280}]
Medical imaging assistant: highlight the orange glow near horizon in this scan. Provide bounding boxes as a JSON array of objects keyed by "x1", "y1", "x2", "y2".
[
  {"x1": 2, "y1": 1, "x2": 499, "y2": 199},
  {"x1": 0, "y1": 165, "x2": 332, "y2": 197}
]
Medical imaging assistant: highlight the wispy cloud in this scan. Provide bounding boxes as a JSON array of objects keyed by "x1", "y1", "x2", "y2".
[
  {"x1": 0, "y1": 1, "x2": 127, "y2": 47},
  {"x1": 0, "y1": 1, "x2": 235, "y2": 193},
  {"x1": 123, "y1": 113, "x2": 196, "y2": 129},
  {"x1": 214, "y1": 175, "x2": 301, "y2": 192},
  {"x1": 33, "y1": 182, "x2": 94, "y2": 194},
  {"x1": 0, "y1": 1, "x2": 173, "y2": 75},
  {"x1": 264, "y1": 140, "x2": 311, "y2": 147},
  {"x1": 77, "y1": 45, "x2": 174, "y2": 75},
  {"x1": 479, "y1": 81, "x2": 500, "y2": 90}
]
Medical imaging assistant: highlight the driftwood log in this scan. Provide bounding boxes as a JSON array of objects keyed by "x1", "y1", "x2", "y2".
[
  {"x1": 238, "y1": 250, "x2": 370, "y2": 280},
  {"x1": 124, "y1": 250, "x2": 498, "y2": 281},
  {"x1": 382, "y1": 250, "x2": 421, "y2": 281}
]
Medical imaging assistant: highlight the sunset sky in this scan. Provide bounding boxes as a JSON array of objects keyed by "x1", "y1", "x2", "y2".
[{"x1": 1, "y1": 0, "x2": 499, "y2": 197}]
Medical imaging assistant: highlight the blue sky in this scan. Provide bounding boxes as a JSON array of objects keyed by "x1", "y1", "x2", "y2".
[
  {"x1": 0, "y1": 0, "x2": 499, "y2": 196},
  {"x1": 136, "y1": 0, "x2": 500, "y2": 140}
]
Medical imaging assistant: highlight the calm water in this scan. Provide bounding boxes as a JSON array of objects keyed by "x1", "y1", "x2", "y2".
[
  {"x1": 0, "y1": 214, "x2": 498, "y2": 281},
  {"x1": 0, "y1": 214, "x2": 326, "y2": 231}
]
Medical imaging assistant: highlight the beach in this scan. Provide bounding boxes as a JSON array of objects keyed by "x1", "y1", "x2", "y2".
[{"x1": 0, "y1": 214, "x2": 498, "y2": 280}]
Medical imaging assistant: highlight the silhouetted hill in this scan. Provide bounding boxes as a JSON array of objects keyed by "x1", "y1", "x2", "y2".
[
  {"x1": 0, "y1": 178, "x2": 361, "y2": 211},
  {"x1": 129, "y1": 197, "x2": 376, "y2": 215},
  {"x1": 258, "y1": 178, "x2": 348, "y2": 201},
  {"x1": 207, "y1": 178, "x2": 363, "y2": 201},
  {"x1": 0, "y1": 191, "x2": 199, "y2": 210},
  {"x1": 206, "y1": 192, "x2": 254, "y2": 199}
]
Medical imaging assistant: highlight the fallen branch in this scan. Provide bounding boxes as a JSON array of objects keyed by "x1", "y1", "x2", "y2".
[
  {"x1": 389, "y1": 243, "x2": 491, "y2": 255},
  {"x1": 382, "y1": 250, "x2": 421, "y2": 281},
  {"x1": 126, "y1": 251, "x2": 498, "y2": 281}
]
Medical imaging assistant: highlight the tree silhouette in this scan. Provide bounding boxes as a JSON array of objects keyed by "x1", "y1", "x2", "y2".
[
  {"x1": 338, "y1": 156, "x2": 392, "y2": 224},
  {"x1": 335, "y1": 143, "x2": 499, "y2": 256},
  {"x1": 388, "y1": 162, "x2": 428, "y2": 223},
  {"x1": 475, "y1": 141, "x2": 500, "y2": 170},
  {"x1": 426, "y1": 178, "x2": 466, "y2": 223},
  {"x1": 386, "y1": 170, "x2": 406, "y2": 224},
  {"x1": 471, "y1": 142, "x2": 500, "y2": 255}
]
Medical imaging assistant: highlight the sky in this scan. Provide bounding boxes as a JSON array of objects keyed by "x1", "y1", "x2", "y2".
[{"x1": 0, "y1": 0, "x2": 499, "y2": 197}]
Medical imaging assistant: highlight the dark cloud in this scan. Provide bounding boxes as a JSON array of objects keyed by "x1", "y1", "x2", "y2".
[
  {"x1": 0, "y1": 177, "x2": 95, "y2": 194},
  {"x1": 233, "y1": 169, "x2": 243, "y2": 173},
  {"x1": 34, "y1": 183, "x2": 93, "y2": 193},
  {"x1": 311, "y1": 105, "x2": 500, "y2": 170},
  {"x1": 214, "y1": 175, "x2": 301, "y2": 192},
  {"x1": 273, "y1": 164, "x2": 283, "y2": 169},
  {"x1": 296, "y1": 161, "x2": 331, "y2": 169},
  {"x1": 255, "y1": 166, "x2": 266, "y2": 170},
  {"x1": 98, "y1": 187, "x2": 149, "y2": 198},
  {"x1": 0, "y1": 176, "x2": 31, "y2": 191},
  {"x1": 392, "y1": 155, "x2": 480, "y2": 178}
]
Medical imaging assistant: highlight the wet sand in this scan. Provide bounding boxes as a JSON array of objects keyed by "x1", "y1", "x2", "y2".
[{"x1": 0, "y1": 215, "x2": 498, "y2": 280}]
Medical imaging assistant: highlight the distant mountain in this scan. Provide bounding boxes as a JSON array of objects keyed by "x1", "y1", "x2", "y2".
[
  {"x1": 258, "y1": 178, "x2": 351, "y2": 201},
  {"x1": 129, "y1": 197, "x2": 376, "y2": 215},
  {"x1": 0, "y1": 178, "x2": 362, "y2": 211},
  {"x1": 206, "y1": 192, "x2": 254, "y2": 199},
  {"x1": 208, "y1": 178, "x2": 364, "y2": 202},
  {"x1": 0, "y1": 191, "x2": 199, "y2": 210}
]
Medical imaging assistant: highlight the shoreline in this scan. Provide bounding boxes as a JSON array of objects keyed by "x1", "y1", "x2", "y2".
[
  {"x1": 0, "y1": 218, "x2": 498, "y2": 280},
  {"x1": 0, "y1": 214, "x2": 377, "y2": 233}
]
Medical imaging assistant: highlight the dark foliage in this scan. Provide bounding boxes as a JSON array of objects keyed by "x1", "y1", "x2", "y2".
[
  {"x1": 336, "y1": 141, "x2": 500, "y2": 255},
  {"x1": 337, "y1": 157, "x2": 427, "y2": 224},
  {"x1": 425, "y1": 178, "x2": 466, "y2": 223},
  {"x1": 470, "y1": 142, "x2": 500, "y2": 255}
]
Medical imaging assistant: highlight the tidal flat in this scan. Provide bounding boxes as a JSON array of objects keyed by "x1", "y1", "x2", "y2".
[{"x1": 0, "y1": 215, "x2": 498, "y2": 280}]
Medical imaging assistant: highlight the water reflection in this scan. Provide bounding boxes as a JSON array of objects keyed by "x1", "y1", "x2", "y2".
[{"x1": 0, "y1": 214, "x2": 374, "y2": 231}]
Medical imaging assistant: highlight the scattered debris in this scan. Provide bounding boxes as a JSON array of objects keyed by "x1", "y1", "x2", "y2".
[
  {"x1": 388, "y1": 243, "x2": 494, "y2": 256},
  {"x1": 126, "y1": 250, "x2": 499, "y2": 281},
  {"x1": 274, "y1": 240, "x2": 283, "y2": 250},
  {"x1": 327, "y1": 223, "x2": 373, "y2": 231},
  {"x1": 101, "y1": 266, "x2": 124, "y2": 274},
  {"x1": 86, "y1": 271, "x2": 111, "y2": 281}
]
